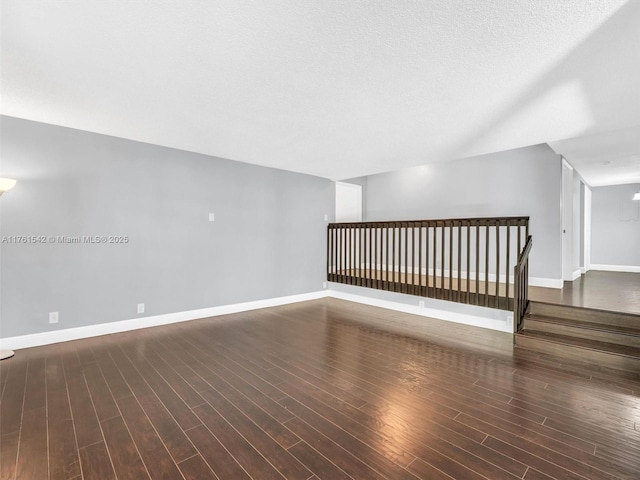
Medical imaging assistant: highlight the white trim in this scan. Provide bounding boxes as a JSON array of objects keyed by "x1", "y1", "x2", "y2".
[
  {"x1": 328, "y1": 284, "x2": 513, "y2": 333},
  {"x1": 571, "y1": 269, "x2": 582, "y2": 281},
  {"x1": 584, "y1": 185, "x2": 592, "y2": 273},
  {"x1": 580, "y1": 267, "x2": 587, "y2": 274},
  {"x1": 0, "y1": 291, "x2": 329, "y2": 351},
  {"x1": 561, "y1": 158, "x2": 574, "y2": 282},
  {"x1": 529, "y1": 277, "x2": 563, "y2": 289},
  {"x1": 1, "y1": 271, "x2": 568, "y2": 351},
  {"x1": 589, "y1": 264, "x2": 640, "y2": 273},
  {"x1": 562, "y1": 157, "x2": 574, "y2": 170}
]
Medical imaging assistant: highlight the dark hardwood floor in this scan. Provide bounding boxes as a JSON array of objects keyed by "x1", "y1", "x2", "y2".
[
  {"x1": 529, "y1": 271, "x2": 640, "y2": 315},
  {"x1": 1, "y1": 297, "x2": 639, "y2": 479}
]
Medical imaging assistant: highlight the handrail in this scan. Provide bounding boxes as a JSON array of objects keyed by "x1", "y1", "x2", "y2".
[
  {"x1": 327, "y1": 216, "x2": 531, "y2": 325},
  {"x1": 513, "y1": 235, "x2": 533, "y2": 332},
  {"x1": 330, "y1": 216, "x2": 530, "y2": 229}
]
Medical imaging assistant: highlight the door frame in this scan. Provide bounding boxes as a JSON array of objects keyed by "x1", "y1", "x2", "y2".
[{"x1": 562, "y1": 158, "x2": 574, "y2": 282}]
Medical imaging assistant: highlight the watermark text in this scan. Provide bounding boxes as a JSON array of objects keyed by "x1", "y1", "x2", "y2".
[{"x1": 1, "y1": 235, "x2": 130, "y2": 244}]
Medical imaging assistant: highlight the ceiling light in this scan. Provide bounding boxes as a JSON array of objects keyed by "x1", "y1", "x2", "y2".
[{"x1": 0, "y1": 178, "x2": 17, "y2": 196}]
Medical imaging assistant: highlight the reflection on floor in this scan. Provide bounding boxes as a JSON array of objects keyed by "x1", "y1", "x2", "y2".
[
  {"x1": 529, "y1": 271, "x2": 640, "y2": 315},
  {"x1": 2, "y1": 298, "x2": 639, "y2": 480}
]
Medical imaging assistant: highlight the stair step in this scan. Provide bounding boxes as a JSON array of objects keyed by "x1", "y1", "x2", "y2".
[
  {"x1": 524, "y1": 314, "x2": 640, "y2": 348},
  {"x1": 515, "y1": 330, "x2": 640, "y2": 375},
  {"x1": 529, "y1": 301, "x2": 640, "y2": 329}
]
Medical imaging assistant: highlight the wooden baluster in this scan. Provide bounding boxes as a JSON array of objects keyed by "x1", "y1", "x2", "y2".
[
  {"x1": 419, "y1": 225, "x2": 423, "y2": 295},
  {"x1": 404, "y1": 224, "x2": 409, "y2": 293},
  {"x1": 448, "y1": 222, "x2": 453, "y2": 300},
  {"x1": 386, "y1": 226, "x2": 390, "y2": 288},
  {"x1": 433, "y1": 223, "x2": 444, "y2": 298},
  {"x1": 425, "y1": 225, "x2": 430, "y2": 296},
  {"x1": 457, "y1": 222, "x2": 462, "y2": 302},
  {"x1": 485, "y1": 224, "x2": 489, "y2": 306},
  {"x1": 466, "y1": 222, "x2": 470, "y2": 304},
  {"x1": 506, "y1": 221, "x2": 511, "y2": 305},
  {"x1": 376, "y1": 226, "x2": 379, "y2": 287},
  {"x1": 345, "y1": 226, "x2": 349, "y2": 284},
  {"x1": 338, "y1": 226, "x2": 341, "y2": 280},
  {"x1": 391, "y1": 225, "x2": 396, "y2": 290},
  {"x1": 495, "y1": 220, "x2": 500, "y2": 307},
  {"x1": 368, "y1": 225, "x2": 372, "y2": 287}
]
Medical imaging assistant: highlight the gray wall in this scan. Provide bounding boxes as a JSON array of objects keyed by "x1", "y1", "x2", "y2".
[
  {"x1": 0, "y1": 116, "x2": 333, "y2": 338},
  {"x1": 363, "y1": 144, "x2": 563, "y2": 280},
  {"x1": 591, "y1": 183, "x2": 640, "y2": 267}
]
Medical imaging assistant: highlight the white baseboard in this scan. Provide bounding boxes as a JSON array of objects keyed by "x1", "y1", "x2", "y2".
[
  {"x1": 589, "y1": 264, "x2": 640, "y2": 273},
  {"x1": 0, "y1": 291, "x2": 330, "y2": 351},
  {"x1": 527, "y1": 277, "x2": 563, "y2": 289},
  {"x1": 572, "y1": 269, "x2": 582, "y2": 281},
  {"x1": 328, "y1": 284, "x2": 513, "y2": 333},
  {"x1": 3, "y1": 271, "x2": 571, "y2": 352}
]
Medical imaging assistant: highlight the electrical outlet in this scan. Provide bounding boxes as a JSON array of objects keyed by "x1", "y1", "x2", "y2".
[
  {"x1": 324, "y1": 214, "x2": 328, "y2": 222},
  {"x1": 419, "y1": 301, "x2": 425, "y2": 308},
  {"x1": 209, "y1": 212, "x2": 215, "y2": 222},
  {"x1": 322, "y1": 282, "x2": 327, "y2": 289},
  {"x1": 49, "y1": 312, "x2": 59, "y2": 324},
  {"x1": 137, "y1": 303, "x2": 145, "y2": 314}
]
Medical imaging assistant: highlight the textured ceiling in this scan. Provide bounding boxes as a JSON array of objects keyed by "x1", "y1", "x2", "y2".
[
  {"x1": 2, "y1": 0, "x2": 639, "y2": 182},
  {"x1": 549, "y1": 126, "x2": 640, "y2": 187}
]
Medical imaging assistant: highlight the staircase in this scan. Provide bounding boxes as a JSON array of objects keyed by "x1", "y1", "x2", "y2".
[{"x1": 515, "y1": 302, "x2": 640, "y2": 376}]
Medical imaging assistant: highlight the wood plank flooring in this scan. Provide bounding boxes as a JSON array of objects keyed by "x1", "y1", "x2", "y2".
[
  {"x1": 1, "y1": 298, "x2": 640, "y2": 479},
  {"x1": 529, "y1": 271, "x2": 640, "y2": 316}
]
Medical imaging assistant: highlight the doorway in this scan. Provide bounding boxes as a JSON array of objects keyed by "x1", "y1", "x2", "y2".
[{"x1": 335, "y1": 182, "x2": 362, "y2": 222}]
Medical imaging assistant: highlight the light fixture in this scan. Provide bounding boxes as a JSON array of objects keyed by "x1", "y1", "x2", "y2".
[
  {"x1": 0, "y1": 178, "x2": 17, "y2": 196},
  {"x1": 0, "y1": 349, "x2": 14, "y2": 360},
  {"x1": 633, "y1": 192, "x2": 640, "y2": 201},
  {"x1": 0, "y1": 178, "x2": 16, "y2": 359}
]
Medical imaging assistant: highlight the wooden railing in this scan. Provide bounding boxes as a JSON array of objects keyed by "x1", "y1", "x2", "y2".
[
  {"x1": 327, "y1": 216, "x2": 531, "y2": 331},
  {"x1": 513, "y1": 235, "x2": 533, "y2": 332}
]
